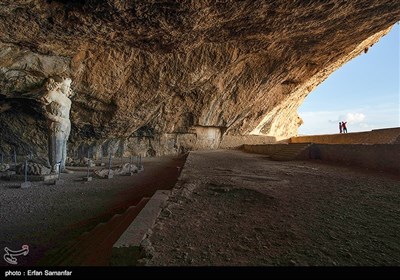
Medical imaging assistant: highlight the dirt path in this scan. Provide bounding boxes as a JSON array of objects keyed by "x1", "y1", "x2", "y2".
[
  {"x1": 0, "y1": 154, "x2": 186, "y2": 266},
  {"x1": 146, "y1": 150, "x2": 400, "y2": 266}
]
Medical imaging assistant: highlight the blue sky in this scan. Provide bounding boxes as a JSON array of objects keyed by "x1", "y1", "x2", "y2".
[{"x1": 298, "y1": 23, "x2": 399, "y2": 135}]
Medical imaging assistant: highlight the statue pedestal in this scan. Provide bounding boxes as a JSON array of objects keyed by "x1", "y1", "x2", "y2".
[
  {"x1": 83, "y1": 176, "x2": 93, "y2": 182},
  {"x1": 20, "y1": 182, "x2": 32, "y2": 189},
  {"x1": 51, "y1": 179, "x2": 64, "y2": 185}
]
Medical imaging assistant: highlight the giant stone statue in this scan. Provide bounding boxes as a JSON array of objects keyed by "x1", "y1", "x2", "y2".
[{"x1": 40, "y1": 76, "x2": 74, "y2": 173}]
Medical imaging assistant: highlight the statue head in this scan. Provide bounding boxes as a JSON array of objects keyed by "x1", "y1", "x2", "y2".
[
  {"x1": 46, "y1": 76, "x2": 74, "y2": 98},
  {"x1": 60, "y1": 78, "x2": 73, "y2": 97}
]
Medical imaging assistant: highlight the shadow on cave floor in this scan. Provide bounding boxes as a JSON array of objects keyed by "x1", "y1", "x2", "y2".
[
  {"x1": 0, "y1": 153, "x2": 187, "y2": 266},
  {"x1": 146, "y1": 150, "x2": 400, "y2": 266}
]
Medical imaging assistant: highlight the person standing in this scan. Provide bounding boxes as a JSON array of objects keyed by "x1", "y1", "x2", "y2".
[
  {"x1": 342, "y1": 121, "x2": 347, "y2": 133},
  {"x1": 339, "y1": 122, "x2": 342, "y2": 133}
]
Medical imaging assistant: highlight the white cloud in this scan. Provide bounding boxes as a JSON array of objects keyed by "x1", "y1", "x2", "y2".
[
  {"x1": 339, "y1": 112, "x2": 365, "y2": 124},
  {"x1": 298, "y1": 104, "x2": 399, "y2": 135}
]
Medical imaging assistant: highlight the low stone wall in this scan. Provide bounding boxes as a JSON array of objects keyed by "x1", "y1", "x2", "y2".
[
  {"x1": 309, "y1": 144, "x2": 400, "y2": 174},
  {"x1": 243, "y1": 143, "x2": 399, "y2": 174},
  {"x1": 242, "y1": 144, "x2": 288, "y2": 155},
  {"x1": 291, "y1": 127, "x2": 400, "y2": 145},
  {"x1": 111, "y1": 190, "x2": 170, "y2": 266},
  {"x1": 220, "y1": 135, "x2": 280, "y2": 149}
]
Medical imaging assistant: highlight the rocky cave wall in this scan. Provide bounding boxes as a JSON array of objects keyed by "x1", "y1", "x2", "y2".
[{"x1": 0, "y1": 0, "x2": 399, "y2": 159}]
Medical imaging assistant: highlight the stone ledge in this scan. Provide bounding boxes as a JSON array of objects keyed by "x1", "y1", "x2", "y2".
[
  {"x1": 9, "y1": 174, "x2": 59, "y2": 182},
  {"x1": 290, "y1": 127, "x2": 400, "y2": 145},
  {"x1": 110, "y1": 190, "x2": 170, "y2": 266}
]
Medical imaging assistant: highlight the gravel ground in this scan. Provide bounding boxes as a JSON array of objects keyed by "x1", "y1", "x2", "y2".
[
  {"x1": 0, "y1": 155, "x2": 185, "y2": 266},
  {"x1": 146, "y1": 150, "x2": 400, "y2": 266}
]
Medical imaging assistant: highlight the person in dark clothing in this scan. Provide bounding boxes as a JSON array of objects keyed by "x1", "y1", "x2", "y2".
[
  {"x1": 339, "y1": 122, "x2": 342, "y2": 133},
  {"x1": 342, "y1": 121, "x2": 348, "y2": 133}
]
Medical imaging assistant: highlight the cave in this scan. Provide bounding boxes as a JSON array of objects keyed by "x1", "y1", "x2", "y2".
[
  {"x1": 0, "y1": 0, "x2": 399, "y2": 159},
  {"x1": 0, "y1": 0, "x2": 399, "y2": 269}
]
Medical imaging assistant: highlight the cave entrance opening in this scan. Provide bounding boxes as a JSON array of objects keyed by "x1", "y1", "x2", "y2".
[{"x1": 297, "y1": 23, "x2": 399, "y2": 136}]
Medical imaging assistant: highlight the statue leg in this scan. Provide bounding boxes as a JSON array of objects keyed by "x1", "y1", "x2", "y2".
[
  {"x1": 61, "y1": 137, "x2": 67, "y2": 171},
  {"x1": 50, "y1": 136, "x2": 64, "y2": 173},
  {"x1": 48, "y1": 134, "x2": 57, "y2": 173}
]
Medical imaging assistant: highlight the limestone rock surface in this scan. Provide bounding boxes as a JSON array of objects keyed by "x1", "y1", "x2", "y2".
[{"x1": 0, "y1": 1, "x2": 399, "y2": 156}]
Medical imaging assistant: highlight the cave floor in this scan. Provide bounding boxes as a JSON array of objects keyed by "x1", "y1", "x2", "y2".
[
  {"x1": 146, "y1": 150, "x2": 400, "y2": 266},
  {"x1": 0, "y1": 155, "x2": 186, "y2": 266}
]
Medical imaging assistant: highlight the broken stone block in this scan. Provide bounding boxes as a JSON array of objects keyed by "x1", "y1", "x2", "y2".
[{"x1": 83, "y1": 176, "x2": 93, "y2": 182}]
